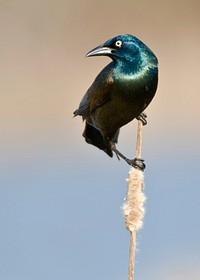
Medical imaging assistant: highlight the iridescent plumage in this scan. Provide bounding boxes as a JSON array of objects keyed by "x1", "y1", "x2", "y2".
[{"x1": 74, "y1": 34, "x2": 158, "y2": 163}]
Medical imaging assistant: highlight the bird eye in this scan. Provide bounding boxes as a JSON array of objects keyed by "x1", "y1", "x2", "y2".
[{"x1": 115, "y1": 40, "x2": 123, "y2": 48}]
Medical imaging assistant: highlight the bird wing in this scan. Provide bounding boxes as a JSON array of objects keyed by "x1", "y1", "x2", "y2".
[{"x1": 74, "y1": 64, "x2": 114, "y2": 118}]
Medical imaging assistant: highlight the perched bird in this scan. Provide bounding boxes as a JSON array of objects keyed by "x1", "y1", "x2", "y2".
[{"x1": 74, "y1": 34, "x2": 158, "y2": 168}]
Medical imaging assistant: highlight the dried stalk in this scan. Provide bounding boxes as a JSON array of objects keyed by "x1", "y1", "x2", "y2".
[{"x1": 122, "y1": 120, "x2": 146, "y2": 280}]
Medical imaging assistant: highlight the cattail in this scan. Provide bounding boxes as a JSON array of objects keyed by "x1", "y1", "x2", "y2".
[{"x1": 122, "y1": 120, "x2": 146, "y2": 280}]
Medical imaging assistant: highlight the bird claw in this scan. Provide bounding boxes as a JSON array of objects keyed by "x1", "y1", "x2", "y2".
[
  {"x1": 126, "y1": 157, "x2": 146, "y2": 171},
  {"x1": 136, "y1": 112, "x2": 147, "y2": 126},
  {"x1": 110, "y1": 141, "x2": 146, "y2": 171}
]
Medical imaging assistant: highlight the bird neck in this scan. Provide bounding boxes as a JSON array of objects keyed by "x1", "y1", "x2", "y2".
[
  {"x1": 113, "y1": 59, "x2": 157, "y2": 82},
  {"x1": 113, "y1": 48, "x2": 158, "y2": 76}
]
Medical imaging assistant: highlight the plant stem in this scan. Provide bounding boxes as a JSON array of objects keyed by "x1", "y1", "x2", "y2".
[{"x1": 123, "y1": 119, "x2": 145, "y2": 280}]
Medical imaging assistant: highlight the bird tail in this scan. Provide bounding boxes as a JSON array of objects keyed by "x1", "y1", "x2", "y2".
[{"x1": 83, "y1": 123, "x2": 119, "y2": 157}]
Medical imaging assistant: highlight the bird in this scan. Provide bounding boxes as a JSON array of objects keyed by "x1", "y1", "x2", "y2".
[{"x1": 74, "y1": 34, "x2": 158, "y2": 169}]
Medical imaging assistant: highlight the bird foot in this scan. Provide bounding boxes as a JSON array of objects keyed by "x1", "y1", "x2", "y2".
[
  {"x1": 110, "y1": 142, "x2": 145, "y2": 171},
  {"x1": 136, "y1": 112, "x2": 147, "y2": 126},
  {"x1": 126, "y1": 157, "x2": 146, "y2": 171}
]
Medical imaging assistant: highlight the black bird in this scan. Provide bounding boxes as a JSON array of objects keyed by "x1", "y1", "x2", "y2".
[{"x1": 74, "y1": 34, "x2": 158, "y2": 168}]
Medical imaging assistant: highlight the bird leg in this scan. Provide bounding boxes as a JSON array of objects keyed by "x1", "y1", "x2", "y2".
[
  {"x1": 136, "y1": 112, "x2": 147, "y2": 125},
  {"x1": 110, "y1": 142, "x2": 146, "y2": 171}
]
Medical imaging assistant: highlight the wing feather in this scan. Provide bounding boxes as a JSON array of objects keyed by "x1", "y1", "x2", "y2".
[{"x1": 74, "y1": 64, "x2": 114, "y2": 118}]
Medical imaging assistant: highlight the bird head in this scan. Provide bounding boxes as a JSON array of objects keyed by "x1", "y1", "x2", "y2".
[{"x1": 86, "y1": 34, "x2": 158, "y2": 68}]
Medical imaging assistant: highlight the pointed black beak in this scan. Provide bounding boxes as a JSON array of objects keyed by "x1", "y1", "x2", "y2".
[{"x1": 86, "y1": 44, "x2": 114, "y2": 57}]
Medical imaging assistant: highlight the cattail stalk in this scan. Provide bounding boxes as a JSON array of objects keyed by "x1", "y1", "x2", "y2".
[{"x1": 122, "y1": 120, "x2": 146, "y2": 280}]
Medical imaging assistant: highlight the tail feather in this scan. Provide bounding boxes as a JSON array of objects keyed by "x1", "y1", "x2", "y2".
[{"x1": 83, "y1": 123, "x2": 119, "y2": 157}]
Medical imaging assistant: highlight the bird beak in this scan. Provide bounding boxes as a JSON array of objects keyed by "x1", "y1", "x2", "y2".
[{"x1": 86, "y1": 44, "x2": 114, "y2": 57}]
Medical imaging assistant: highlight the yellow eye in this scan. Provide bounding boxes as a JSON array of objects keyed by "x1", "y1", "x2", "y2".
[{"x1": 115, "y1": 40, "x2": 122, "y2": 48}]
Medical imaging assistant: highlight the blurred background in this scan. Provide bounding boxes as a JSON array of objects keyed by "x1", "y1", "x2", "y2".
[{"x1": 0, "y1": 0, "x2": 200, "y2": 279}]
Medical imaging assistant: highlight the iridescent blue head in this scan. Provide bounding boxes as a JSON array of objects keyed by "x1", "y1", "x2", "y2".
[{"x1": 86, "y1": 34, "x2": 158, "y2": 74}]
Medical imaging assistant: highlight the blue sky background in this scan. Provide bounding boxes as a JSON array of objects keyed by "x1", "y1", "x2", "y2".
[{"x1": 0, "y1": 0, "x2": 200, "y2": 279}]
